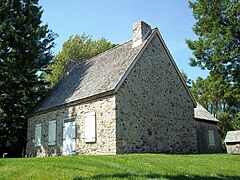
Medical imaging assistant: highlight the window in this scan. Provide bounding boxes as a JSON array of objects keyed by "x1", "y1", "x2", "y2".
[
  {"x1": 35, "y1": 123, "x2": 42, "y2": 146},
  {"x1": 84, "y1": 112, "x2": 96, "y2": 143},
  {"x1": 208, "y1": 130, "x2": 215, "y2": 146},
  {"x1": 48, "y1": 120, "x2": 57, "y2": 145}
]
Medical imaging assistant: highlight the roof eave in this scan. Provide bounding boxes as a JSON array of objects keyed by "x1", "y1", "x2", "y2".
[
  {"x1": 27, "y1": 89, "x2": 115, "y2": 118},
  {"x1": 29, "y1": 27, "x2": 197, "y2": 117},
  {"x1": 224, "y1": 140, "x2": 240, "y2": 143},
  {"x1": 194, "y1": 117, "x2": 219, "y2": 123}
]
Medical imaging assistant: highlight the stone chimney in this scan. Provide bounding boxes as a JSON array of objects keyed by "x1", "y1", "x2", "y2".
[{"x1": 132, "y1": 21, "x2": 152, "y2": 48}]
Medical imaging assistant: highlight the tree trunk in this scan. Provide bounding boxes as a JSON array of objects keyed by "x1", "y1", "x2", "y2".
[{"x1": 1, "y1": 135, "x2": 7, "y2": 157}]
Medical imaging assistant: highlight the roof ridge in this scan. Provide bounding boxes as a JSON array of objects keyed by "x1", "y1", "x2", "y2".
[
  {"x1": 76, "y1": 39, "x2": 132, "y2": 65},
  {"x1": 76, "y1": 28, "x2": 158, "y2": 65},
  {"x1": 30, "y1": 33, "x2": 143, "y2": 114}
]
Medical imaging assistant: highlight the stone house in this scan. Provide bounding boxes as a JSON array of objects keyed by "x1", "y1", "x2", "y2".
[
  {"x1": 224, "y1": 130, "x2": 240, "y2": 154},
  {"x1": 26, "y1": 21, "x2": 221, "y2": 157}
]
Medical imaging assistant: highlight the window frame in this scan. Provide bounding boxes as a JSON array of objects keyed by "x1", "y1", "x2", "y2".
[
  {"x1": 35, "y1": 123, "x2": 42, "y2": 147},
  {"x1": 62, "y1": 117, "x2": 76, "y2": 155},
  {"x1": 208, "y1": 130, "x2": 216, "y2": 147},
  {"x1": 48, "y1": 120, "x2": 57, "y2": 146},
  {"x1": 62, "y1": 117, "x2": 76, "y2": 141}
]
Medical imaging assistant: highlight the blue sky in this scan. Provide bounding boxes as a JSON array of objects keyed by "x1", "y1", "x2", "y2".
[{"x1": 39, "y1": 0, "x2": 208, "y2": 81}]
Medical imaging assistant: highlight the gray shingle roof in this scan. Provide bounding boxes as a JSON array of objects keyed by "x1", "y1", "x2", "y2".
[
  {"x1": 33, "y1": 31, "x2": 154, "y2": 113},
  {"x1": 31, "y1": 27, "x2": 197, "y2": 115},
  {"x1": 224, "y1": 130, "x2": 240, "y2": 143},
  {"x1": 194, "y1": 102, "x2": 219, "y2": 122}
]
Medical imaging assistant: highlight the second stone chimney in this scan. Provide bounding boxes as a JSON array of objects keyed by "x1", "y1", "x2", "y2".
[{"x1": 132, "y1": 21, "x2": 152, "y2": 48}]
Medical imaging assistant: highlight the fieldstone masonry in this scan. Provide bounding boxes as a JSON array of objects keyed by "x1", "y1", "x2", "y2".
[
  {"x1": 26, "y1": 21, "x2": 199, "y2": 157},
  {"x1": 116, "y1": 35, "x2": 198, "y2": 153},
  {"x1": 26, "y1": 96, "x2": 117, "y2": 156},
  {"x1": 132, "y1": 21, "x2": 152, "y2": 48}
]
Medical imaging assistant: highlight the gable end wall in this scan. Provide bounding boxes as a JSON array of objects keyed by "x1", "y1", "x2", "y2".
[{"x1": 116, "y1": 35, "x2": 198, "y2": 153}]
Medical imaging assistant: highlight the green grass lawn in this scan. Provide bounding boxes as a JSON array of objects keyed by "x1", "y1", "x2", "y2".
[{"x1": 0, "y1": 154, "x2": 239, "y2": 180}]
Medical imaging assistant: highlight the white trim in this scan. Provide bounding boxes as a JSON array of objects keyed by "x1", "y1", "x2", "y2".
[
  {"x1": 62, "y1": 117, "x2": 76, "y2": 155},
  {"x1": 62, "y1": 116, "x2": 76, "y2": 123},
  {"x1": 62, "y1": 117, "x2": 76, "y2": 140},
  {"x1": 34, "y1": 123, "x2": 42, "y2": 147},
  {"x1": 48, "y1": 120, "x2": 57, "y2": 146}
]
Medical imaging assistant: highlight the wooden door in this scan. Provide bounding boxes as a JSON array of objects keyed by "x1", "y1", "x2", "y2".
[{"x1": 62, "y1": 118, "x2": 76, "y2": 155}]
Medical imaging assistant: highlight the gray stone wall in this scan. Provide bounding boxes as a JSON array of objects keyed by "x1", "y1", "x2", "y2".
[
  {"x1": 26, "y1": 95, "x2": 116, "y2": 157},
  {"x1": 115, "y1": 35, "x2": 198, "y2": 154}
]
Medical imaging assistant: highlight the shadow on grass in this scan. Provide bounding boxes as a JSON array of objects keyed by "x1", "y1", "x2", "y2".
[{"x1": 73, "y1": 173, "x2": 240, "y2": 180}]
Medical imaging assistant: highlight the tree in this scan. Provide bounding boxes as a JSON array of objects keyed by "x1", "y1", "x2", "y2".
[
  {"x1": 190, "y1": 75, "x2": 239, "y2": 137},
  {"x1": 0, "y1": 0, "x2": 56, "y2": 156},
  {"x1": 186, "y1": 0, "x2": 240, "y2": 137},
  {"x1": 191, "y1": 75, "x2": 228, "y2": 112},
  {"x1": 186, "y1": 0, "x2": 240, "y2": 85},
  {"x1": 180, "y1": 70, "x2": 192, "y2": 88},
  {"x1": 47, "y1": 34, "x2": 116, "y2": 86}
]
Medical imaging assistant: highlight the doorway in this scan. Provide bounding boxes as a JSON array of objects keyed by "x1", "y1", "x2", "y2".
[{"x1": 62, "y1": 118, "x2": 76, "y2": 155}]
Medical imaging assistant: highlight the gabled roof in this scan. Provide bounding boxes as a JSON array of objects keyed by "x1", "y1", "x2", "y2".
[
  {"x1": 31, "y1": 27, "x2": 197, "y2": 116},
  {"x1": 194, "y1": 102, "x2": 219, "y2": 122},
  {"x1": 224, "y1": 130, "x2": 240, "y2": 143},
  {"x1": 32, "y1": 30, "x2": 155, "y2": 114}
]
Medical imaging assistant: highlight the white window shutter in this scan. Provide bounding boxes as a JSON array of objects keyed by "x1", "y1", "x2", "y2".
[
  {"x1": 52, "y1": 121, "x2": 56, "y2": 143},
  {"x1": 35, "y1": 124, "x2": 42, "y2": 146},
  {"x1": 48, "y1": 120, "x2": 56, "y2": 145},
  {"x1": 34, "y1": 125, "x2": 37, "y2": 145},
  {"x1": 84, "y1": 112, "x2": 96, "y2": 142},
  {"x1": 48, "y1": 122, "x2": 52, "y2": 144}
]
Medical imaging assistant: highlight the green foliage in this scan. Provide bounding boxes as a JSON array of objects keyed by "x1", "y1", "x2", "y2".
[
  {"x1": 217, "y1": 111, "x2": 240, "y2": 136},
  {"x1": 47, "y1": 34, "x2": 116, "y2": 86},
  {"x1": 0, "y1": 154, "x2": 239, "y2": 179},
  {"x1": 187, "y1": 0, "x2": 240, "y2": 137},
  {"x1": 186, "y1": 0, "x2": 240, "y2": 85},
  {"x1": 190, "y1": 77, "x2": 208, "y2": 108},
  {"x1": 180, "y1": 70, "x2": 192, "y2": 88},
  {"x1": 190, "y1": 75, "x2": 239, "y2": 137},
  {"x1": 0, "y1": 0, "x2": 56, "y2": 155}
]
